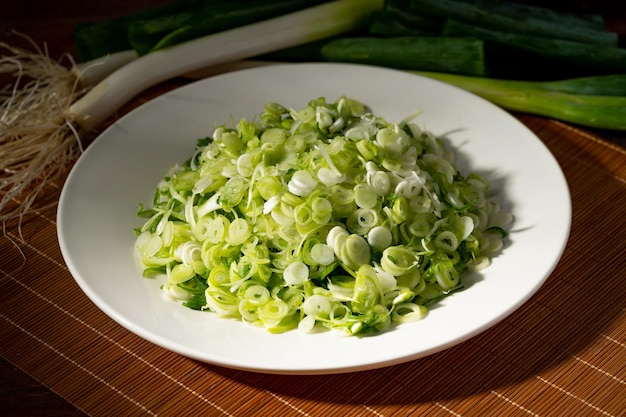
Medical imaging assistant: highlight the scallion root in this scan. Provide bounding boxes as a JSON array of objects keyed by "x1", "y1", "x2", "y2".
[{"x1": 0, "y1": 40, "x2": 87, "y2": 223}]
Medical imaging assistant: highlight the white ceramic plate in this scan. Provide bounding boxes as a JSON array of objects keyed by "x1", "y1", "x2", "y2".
[{"x1": 58, "y1": 63, "x2": 571, "y2": 374}]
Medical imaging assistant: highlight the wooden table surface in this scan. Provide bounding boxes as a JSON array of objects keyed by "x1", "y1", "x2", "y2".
[{"x1": 2, "y1": 2, "x2": 625, "y2": 416}]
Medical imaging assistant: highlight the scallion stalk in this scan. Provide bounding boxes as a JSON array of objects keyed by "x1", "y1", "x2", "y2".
[
  {"x1": 412, "y1": 71, "x2": 626, "y2": 130},
  {"x1": 69, "y1": 0, "x2": 383, "y2": 130},
  {"x1": 128, "y1": 0, "x2": 329, "y2": 56},
  {"x1": 264, "y1": 36, "x2": 487, "y2": 76},
  {"x1": 410, "y1": 0, "x2": 617, "y2": 46},
  {"x1": 443, "y1": 19, "x2": 626, "y2": 74}
]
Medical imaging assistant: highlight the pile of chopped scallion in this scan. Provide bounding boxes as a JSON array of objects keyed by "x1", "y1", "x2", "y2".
[{"x1": 134, "y1": 96, "x2": 512, "y2": 335}]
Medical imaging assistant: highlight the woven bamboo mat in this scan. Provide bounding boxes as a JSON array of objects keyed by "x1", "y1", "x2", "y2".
[{"x1": 1, "y1": 93, "x2": 625, "y2": 416}]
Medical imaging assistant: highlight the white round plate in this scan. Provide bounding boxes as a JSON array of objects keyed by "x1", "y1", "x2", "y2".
[{"x1": 58, "y1": 63, "x2": 571, "y2": 374}]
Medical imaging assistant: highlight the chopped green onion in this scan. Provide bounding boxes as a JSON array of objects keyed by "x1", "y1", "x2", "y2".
[
  {"x1": 367, "y1": 226, "x2": 392, "y2": 251},
  {"x1": 392, "y1": 303, "x2": 427, "y2": 323},
  {"x1": 283, "y1": 261, "x2": 310, "y2": 286},
  {"x1": 136, "y1": 95, "x2": 512, "y2": 334},
  {"x1": 310, "y1": 243, "x2": 335, "y2": 266}
]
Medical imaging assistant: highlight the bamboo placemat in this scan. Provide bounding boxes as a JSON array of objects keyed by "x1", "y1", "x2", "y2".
[{"x1": 1, "y1": 83, "x2": 625, "y2": 416}]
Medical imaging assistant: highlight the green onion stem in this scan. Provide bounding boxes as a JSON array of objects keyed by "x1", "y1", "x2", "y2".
[
  {"x1": 412, "y1": 71, "x2": 626, "y2": 130},
  {"x1": 69, "y1": 0, "x2": 383, "y2": 131}
]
